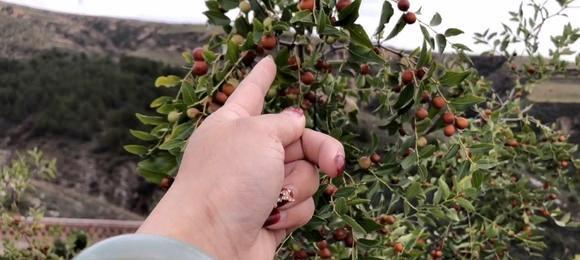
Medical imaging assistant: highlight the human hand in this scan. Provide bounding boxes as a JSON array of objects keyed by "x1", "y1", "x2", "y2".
[{"x1": 137, "y1": 56, "x2": 345, "y2": 259}]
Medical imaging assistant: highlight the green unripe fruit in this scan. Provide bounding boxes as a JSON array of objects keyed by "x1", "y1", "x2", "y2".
[
  {"x1": 325, "y1": 36, "x2": 336, "y2": 44},
  {"x1": 239, "y1": 1, "x2": 251, "y2": 13},
  {"x1": 167, "y1": 111, "x2": 181, "y2": 123},
  {"x1": 230, "y1": 34, "x2": 245, "y2": 45},
  {"x1": 186, "y1": 108, "x2": 201, "y2": 119},
  {"x1": 417, "y1": 136, "x2": 428, "y2": 147},
  {"x1": 267, "y1": 87, "x2": 278, "y2": 98}
]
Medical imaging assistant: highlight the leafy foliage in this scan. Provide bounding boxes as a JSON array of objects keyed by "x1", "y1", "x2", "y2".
[
  {"x1": 0, "y1": 148, "x2": 87, "y2": 259},
  {"x1": 0, "y1": 50, "x2": 179, "y2": 152},
  {"x1": 128, "y1": 0, "x2": 579, "y2": 259}
]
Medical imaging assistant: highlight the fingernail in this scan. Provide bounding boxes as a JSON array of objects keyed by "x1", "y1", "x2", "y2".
[
  {"x1": 335, "y1": 154, "x2": 345, "y2": 176},
  {"x1": 264, "y1": 208, "x2": 281, "y2": 227},
  {"x1": 283, "y1": 106, "x2": 304, "y2": 117},
  {"x1": 276, "y1": 186, "x2": 296, "y2": 208}
]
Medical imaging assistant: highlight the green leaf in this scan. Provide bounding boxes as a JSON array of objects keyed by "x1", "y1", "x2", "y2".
[
  {"x1": 274, "y1": 47, "x2": 290, "y2": 68},
  {"x1": 470, "y1": 143, "x2": 494, "y2": 155},
  {"x1": 182, "y1": 51, "x2": 193, "y2": 64},
  {"x1": 438, "y1": 177, "x2": 451, "y2": 199},
  {"x1": 252, "y1": 19, "x2": 264, "y2": 44},
  {"x1": 249, "y1": 0, "x2": 268, "y2": 20},
  {"x1": 443, "y1": 144, "x2": 459, "y2": 160},
  {"x1": 155, "y1": 75, "x2": 181, "y2": 88},
  {"x1": 226, "y1": 41, "x2": 240, "y2": 63},
  {"x1": 420, "y1": 25, "x2": 430, "y2": 41},
  {"x1": 316, "y1": 7, "x2": 328, "y2": 33},
  {"x1": 405, "y1": 182, "x2": 423, "y2": 200},
  {"x1": 436, "y1": 34, "x2": 447, "y2": 54},
  {"x1": 394, "y1": 85, "x2": 415, "y2": 109},
  {"x1": 430, "y1": 13, "x2": 442, "y2": 26},
  {"x1": 357, "y1": 239, "x2": 382, "y2": 248},
  {"x1": 417, "y1": 41, "x2": 432, "y2": 67},
  {"x1": 456, "y1": 198, "x2": 475, "y2": 212},
  {"x1": 138, "y1": 156, "x2": 177, "y2": 178},
  {"x1": 336, "y1": 0, "x2": 361, "y2": 26},
  {"x1": 471, "y1": 170, "x2": 485, "y2": 188},
  {"x1": 136, "y1": 113, "x2": 165, "y2": 125},
  {"x1": 439, "y1": 71, "x2": 471, "y2": 86},
  {"x1": 203, "y1": 10, "x2": 231, "y2": 26},
  {"x1": 290, "y1": 10, "x2": 314, "y2": 24},
  {"x1": 130, "y1": 130, "x2": 157, "y2": 141},
  {"x1": 347, "y1": 198, "x2": 370, "y2": 206},
  {"x1": 449, "y1": 95, "x2": 486, "y2": 110},
  {"x1": 181, "y1": 82, "x2": 196, "y2": 106},
  {"x1": 342, "y1": 214, "x2": 367, "y2": 234},
  {"x1": 358, "y1": 217, "x2": 383, "y2": 233},
  {"x1": 124, "y1": 145, "x2": 148, "y2": 156},
  {"x1": 335, "y1": 197, "x2": 348, "y2": 215},
  {"x1": 386, "y1": 15, "x2": 406, "y2": 40},
  {"x1": 234, "y1": 17, "x2": 252, "y2": 36},
  {"x1": 401, "y1": 152, "x2": 418, "y2": 170},
  {"x1": 375, "y1": 1, "x2": 394, "y2": 35},
  {"x1": 335, "y1": 187, "x2": 357, "y2": 198},
  {"x1": 272, "y1": 21, "x2": 290, "y2": 32},
  {"x1": 444, "y1": 28, "x2": 464, "y2": 37},
  {"x1": 446, "y1": 208, "x2": 460, "y2": 222},
  {"x1": 474, "y1": 159, "x2": 500, "y2": 170},
  {"x1": 218, "y1": 0, "x2": 238, "y2": 10},
  {"x1": 554, "y1": 213, "x2": 571, "y2": 227},
  {"x1": 485, "y1": 223, "x2": 499, "y2": 238},
  {"x1": 150, "y1": 96, "x2": 173, "y2": 108},
  {"x1": 171, "y1": 122, "x2": 195, "y2": 140},
  {"x1": 156, "y1": 101, "x2": 175, "y2": 114},
  {"x1": 456, "y1": 175, "x2": 472, "y2": 192},
  {"x1": 430, "y1": 207, "x2": 446, "y2": 219},
  {"x1": 397, "y1": 233, "x2": 415, "y2": 244},
  {"x1": 419, "y1": 145, "x2": 437, "y2": 158},
  {"x1": 452, "y1": 43, "x2": 473, "y2": 52},
  {"x1": 346, "y1": 24, "x2": 374, "y2": 49},
  {"x1": 348, "y1": 44, "x2": 384, "y2": 63},
  {"x1": 205, "y1": 1, "x2": 220, "y2": 10},
  {"x1": 159, "y1": 139, "x2": 186, "y2": 151},
  {"x1": 433, "y1": 190, "x2": 442, "y2": 205}
]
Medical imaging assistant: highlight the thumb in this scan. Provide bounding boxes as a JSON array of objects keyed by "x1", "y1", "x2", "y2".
[{"x1": 251, "y1": 107, "x2": 306, "y2": 147}]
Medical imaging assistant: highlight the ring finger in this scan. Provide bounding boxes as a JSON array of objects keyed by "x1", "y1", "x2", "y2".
[{"x1": 276, "y1": 160, "x2": 319, "y2": 210}]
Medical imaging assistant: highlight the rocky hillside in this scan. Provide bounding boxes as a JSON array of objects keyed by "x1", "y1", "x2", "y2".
[
  {"x1": 0, "y1": 2, "x2": 215, "y2": 217},
  {"x1": 0, "y1": 2, "x2": 214, "y2": 66}
]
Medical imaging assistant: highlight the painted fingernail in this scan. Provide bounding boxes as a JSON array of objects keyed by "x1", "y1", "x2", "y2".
[
  {"x1": 264, "y1": 208, "x2": 281, "y2": 227},
  {"x1": 276, "y1": 186, "x2": 296, "y2": 208},
  {"x1": 335, "y1": 154, "x2": 345, "y2": 176},
  {"x1": 283, "y1": 106, "x2": 304, "y2": 117}
]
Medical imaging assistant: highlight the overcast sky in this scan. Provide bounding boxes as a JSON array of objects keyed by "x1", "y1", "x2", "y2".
[{"x1": 2, "y1": 0, "x2": 579, "y2": 59}]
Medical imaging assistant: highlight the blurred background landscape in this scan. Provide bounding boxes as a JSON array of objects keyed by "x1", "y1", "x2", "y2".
[{"x1": 0, "y1": 1, "x2": 578, "y2": 257}]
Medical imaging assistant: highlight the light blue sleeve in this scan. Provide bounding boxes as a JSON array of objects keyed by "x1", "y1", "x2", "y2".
[{"x1": 74, "y1": 234, "x2": 214, "y2": 260}]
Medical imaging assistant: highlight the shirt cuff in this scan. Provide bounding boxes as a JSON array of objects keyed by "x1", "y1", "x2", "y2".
[{"x1": 74, "y1": 234, "x2": 214, "y2": 260}]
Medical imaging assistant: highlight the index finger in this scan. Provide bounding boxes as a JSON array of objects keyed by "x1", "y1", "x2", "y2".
[{"x1": 224, "y1": 56, "x2": 277, "y2": 117}]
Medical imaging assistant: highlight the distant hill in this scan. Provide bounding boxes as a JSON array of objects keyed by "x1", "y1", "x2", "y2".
[
  {"x1": 0, "y1": 1, "x2": 219, "y2": 217},
  {"x1": 0, "y1": 2, "x2": 214, "y2": 65}
]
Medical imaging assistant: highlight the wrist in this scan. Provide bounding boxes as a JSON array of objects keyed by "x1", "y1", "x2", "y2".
[{"x1": 137, "y1": 180, "x2": 240, "y2": 259}]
